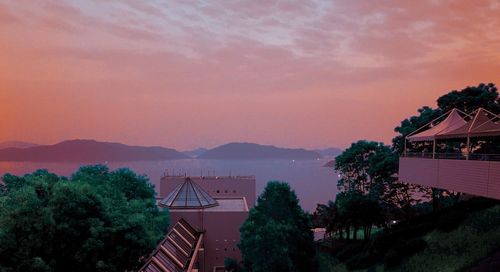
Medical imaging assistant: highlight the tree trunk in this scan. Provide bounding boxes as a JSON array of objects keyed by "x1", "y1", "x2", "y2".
[{"x1": 431, "y1": 188, "x2": 440, "y2": 212}]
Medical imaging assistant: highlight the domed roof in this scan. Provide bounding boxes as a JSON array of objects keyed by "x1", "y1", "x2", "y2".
[{"x1": 159, "y1": 177, "x2": 218, "y2": 209}]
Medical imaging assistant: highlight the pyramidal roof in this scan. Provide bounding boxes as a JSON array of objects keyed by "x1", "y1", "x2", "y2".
[{"x1": 159, "y1": 177, "x2": 218, "y2": 209}]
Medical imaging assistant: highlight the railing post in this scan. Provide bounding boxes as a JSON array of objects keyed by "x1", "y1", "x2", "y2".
[
  {"x1": 466, "y1": 135, "x2": 470, "y2": 160},
  {"x1": 404, "y1": 138, "x2": 407, "y2": 157}
]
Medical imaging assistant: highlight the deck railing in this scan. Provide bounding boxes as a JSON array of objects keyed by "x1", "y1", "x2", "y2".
[{"x1": 404, "y1": 152, "x2": 500, "y2": 161}]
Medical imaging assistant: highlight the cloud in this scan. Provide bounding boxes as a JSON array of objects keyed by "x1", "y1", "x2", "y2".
[
  {"x1": 0, "y1": 3, "x2": 21, "y2": 24},
  {"x1": 1, "y1": 0, "x2": 500, "y2": 148}
]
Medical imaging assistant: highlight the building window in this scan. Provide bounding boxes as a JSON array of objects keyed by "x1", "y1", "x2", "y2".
[{"x1": 216, "y1": 190, "x2": 220, "y2": 193}]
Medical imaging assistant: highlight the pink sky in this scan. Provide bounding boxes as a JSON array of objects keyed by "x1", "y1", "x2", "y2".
[{"x1": 1, "y1": 0, "x2": 499, "y2": 150}]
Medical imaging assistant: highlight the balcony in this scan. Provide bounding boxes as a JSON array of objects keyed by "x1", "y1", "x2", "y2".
[
  {"x1": 399, "y1": 155, "x2": 500, "y2": 200},
  {"x1": 399, "y1": 108, "x2": 500, "y2": 200}
]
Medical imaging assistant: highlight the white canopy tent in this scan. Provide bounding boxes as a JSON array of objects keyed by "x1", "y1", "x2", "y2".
[
  {"x1": 404, "y1": 108, "x2": 500, "y2": 159},
  {"x1": 407, "y1": 109, "x2": 468, "y2": 142}
]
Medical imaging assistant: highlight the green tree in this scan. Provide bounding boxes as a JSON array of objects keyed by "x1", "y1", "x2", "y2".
[
  {"x1": 224, "y1": 258, "x2": 241, "y2": 272},
  {"x1": 437, "y1": 82, "x2": 499, "y2": 113},
  {"x1": 0, "y1": 166, "x2": 169, "y2": 272},
  {"x1": 239, "y1": 181, "x2": 317, "y2": 272},
  {"x1": 313, "y1": 200, "x2": 339, "y2": 240},
  {"x1": 334, "y1": 190, "x2": 383, "y2": 241},
  {"x1": 335, "y1": 140, "x2": 397, "y2": 198}
]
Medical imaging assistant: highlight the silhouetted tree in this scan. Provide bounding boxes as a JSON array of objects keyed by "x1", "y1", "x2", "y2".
[
  {"x1": 335, "y1": 140, "x2": 397, "y2": 198},
  {"x1": 437, "y1": 82, "x2": 499, "y2": 113},
  {"x1": 239, "y1": 181, "x2": 317, "y2": 272},
  {"x1": 224, "y1": 258, "x2": 241, "y2": 272}
]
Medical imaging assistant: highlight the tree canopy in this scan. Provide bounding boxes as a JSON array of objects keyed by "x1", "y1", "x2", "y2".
[
  {"x1": 0, "y1": 166, "x2": 169, "y2": 272},
  {"x1": 239, "y1": 181, "x2": 317, "y2": 272},
  {"x1": 335, "y1": 140, "x2": 397, "y2": 198}
]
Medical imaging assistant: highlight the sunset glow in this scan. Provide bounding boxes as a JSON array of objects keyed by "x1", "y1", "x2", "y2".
[{"x1": 1, "y1": 0, "x2": 499, "y2": 149}]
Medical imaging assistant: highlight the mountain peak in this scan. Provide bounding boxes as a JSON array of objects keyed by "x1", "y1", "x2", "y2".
[
  {"x1": 199, "y1": 142, "x2": 322, "y2": 160},
  {"x1": 0, "y1": 139, "x2": 187, "y2": 162}
]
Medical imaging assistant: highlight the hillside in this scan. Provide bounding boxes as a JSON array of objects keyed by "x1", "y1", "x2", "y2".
[
  {"x1": 315, "y1": 147, "x2": 343, "y2": 157},
  {"x1": 0, "y1": 141, "x2": 38, "y2": 149},
  {"x1": 318, "y1": 198, "x2": 500, "y2": 272},
  {"x1": 198, "y1": 142, "x2": 322, "y2": 160},
  {"x1": 182, "y1": 148, "x2": 208, "y2": 158},
  {"x1": 0, "y1": 139, "x2": 188, "y2": 162}
]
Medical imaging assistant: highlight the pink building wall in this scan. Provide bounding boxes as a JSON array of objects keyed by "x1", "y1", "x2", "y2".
[
  {"x1": 160, "y1": 176, "x2": 256, "y2": 207},
  {"x1": 399, "y1": 157, "x2": 500, "y2": 199},
  {"x1": 169, "y1": 207, "x2": 248, "y2": 271}
]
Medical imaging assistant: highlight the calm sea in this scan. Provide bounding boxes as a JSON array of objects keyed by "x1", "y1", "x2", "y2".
[{"x1": 0, "y1": 159, "x2": 338, "y2": 211}]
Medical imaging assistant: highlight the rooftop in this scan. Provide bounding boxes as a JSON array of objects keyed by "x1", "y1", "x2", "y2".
[
  {"x1": 169, "y1": 198, "x2": 248, "y2": 212},
  {"x1": 159, "y1": 177, "x2": 218, "y2": 209},
  {"x1": 162, "y1": 175, "x2": 255, "y2": 180}
]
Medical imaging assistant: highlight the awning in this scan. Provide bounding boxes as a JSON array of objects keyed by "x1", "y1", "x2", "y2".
[
  {"x1": 407, "y1": 109, "x2": 467, "y2": 142},
  {"x1": 437, "y1": 108, "x2": 500, "y2": 139}
]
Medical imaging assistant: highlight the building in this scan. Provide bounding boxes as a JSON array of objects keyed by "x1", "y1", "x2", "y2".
[
  {"x1": 141, "y1": 175, "x2": 256, "y2": 272},
  {"x1": 159, "y1": 175, "x2": 256, "y2": 208},
  {"x1": 399, "y1": 108, "x2": 500, "y2": 199}
]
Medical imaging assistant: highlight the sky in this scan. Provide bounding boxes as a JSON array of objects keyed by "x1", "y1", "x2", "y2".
[{"x1": 1, "y1": 0, "x2": 500, "y2": 150}]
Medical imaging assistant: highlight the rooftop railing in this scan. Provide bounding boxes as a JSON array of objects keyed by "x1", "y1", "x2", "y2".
[{"x1": 404, "y1": 152, "x2": 500, "y2": 161}]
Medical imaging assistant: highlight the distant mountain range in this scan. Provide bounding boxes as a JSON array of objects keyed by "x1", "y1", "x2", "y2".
[
  {"x1": 0, "y1": 141, "x2": 39, "y2": 149},
  {"x1": 314, "y1": 147, "x2": 343, "y2": 157},
  {"x1": 0, "y1": 140, "x2": 341, "y2": 162},
  {"x1": 198, "y1": 142, "x2": 322, "y2": 160},
  {"x1": 182, "y1": 148, "x2": 209, "y2": 158},
  {"x1": 0, "y1": 140, "x2": 188, "y2": 162}
]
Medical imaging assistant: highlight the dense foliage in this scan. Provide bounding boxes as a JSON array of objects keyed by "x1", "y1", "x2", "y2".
[
  {"x1": 239, "y1": 181, "x2": 317, "y2": 272},
  {"x1": 335, "y1": 140, "x2": 397, "y2": 197},
  {"x1": 317, "y1": 82, "x2": 500, "y2": 271},
  {"x1": 315, "y1": 140, "x2": 419, "y2": 241},
  {"x1": 0, "y1": 165, "x2": 169, "y2": 272}
]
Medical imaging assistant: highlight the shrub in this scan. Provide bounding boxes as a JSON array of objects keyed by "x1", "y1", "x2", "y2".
[
  {"x1": 336, "y1": 242, "x2": 365, "y2": 262},
  {"x1": 345, "y1": 251, "x2": 377, "y2": 270},
  {"x1": 384, "y1": 249, "x2": 402, "y2": 268},
  {"x1": 224, "y1": 258, "x2": 241, "y2": 272},
  {"x1": 369, "y1": 222, "x2": 433, "y2": 257},
  {"x1": 384, "y1": 238, "x2": 427, "y2": 268},
  {"x1": 437, "y1": 210, "x2": 466, "y2": 232}
]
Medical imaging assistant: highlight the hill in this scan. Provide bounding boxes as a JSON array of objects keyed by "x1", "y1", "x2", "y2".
[
  {"x1": 318, "y1": 198, "x2": 500, "y2": 272},
  {"x1": 198, "y1": 142, "x2": 322, "y2": 160},
  {"x1": 182, "y1": 148, "x2": 208, "y2": 158},
  {"x1": 0, "y1": 141, "x2": 38, "y2": 149},
  {"x1": 315, "y1": 147, "x2": 343, "y2": 157},
  {"x1": 0, "y1": 139, "x2": 188, "y2": 162}
]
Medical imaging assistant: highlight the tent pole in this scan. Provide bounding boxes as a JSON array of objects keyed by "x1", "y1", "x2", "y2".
[
  {"x1": 404, "y1": 138, "x2": 407, "y2": 157},
  {"x1": 432, "y1": 139, "x2": 436, "y2": 159}
]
